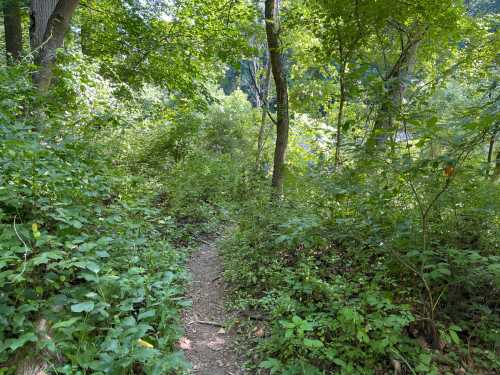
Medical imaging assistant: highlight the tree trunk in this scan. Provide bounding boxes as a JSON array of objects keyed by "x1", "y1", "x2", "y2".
[
  {"x1": 265, "y1": 0, "x2": 289, "y2": 197},
  {"x1": 79, "y1": 0, "x2": 93, "y2": 56},
  {"x1": 334, "y1": 73, "x2": 346, "y2": 168},
  {"x1": 370, "y1": 80, "x2": 397, "y2": 147},
  {"x1": 486, "y1": 132, "x2": 496, "y2": 177},
  {"x1": 80, "y1": 18, "x2": 91, "y2": 56},
  {"x1": 15, "y1": 318, "x2": 62, "y2": 375},
  {"x1": 256, "y1": 54, "x2": 272, "y2": 169},
  {"x1": 494, "y1": 150, "x2": 500, "y2": 180},
  {"x1": 29, "y1": 0, "x2": 58, "y2": 52},
  {"x1": 30, "y1": 0, "x2": 79, "y2": 92},
  {"x1": 250, "y1": 57, "x2": 262, "y2": 108},
  {"x1": 3, "y1": 0, "x2": 23, "y2": 63}
]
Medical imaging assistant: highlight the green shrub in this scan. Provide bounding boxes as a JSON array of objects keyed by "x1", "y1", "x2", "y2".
[
  {"x1": 0, "y1": 116, "x2": 189, "y2": 374},
  {"x1": 221, "y1": 160, "x2": 500, "y2": 374}
]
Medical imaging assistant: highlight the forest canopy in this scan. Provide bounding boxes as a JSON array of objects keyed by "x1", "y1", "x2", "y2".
[{"x1": 0, "y1": 0, "x2": 499, "y2": 374}]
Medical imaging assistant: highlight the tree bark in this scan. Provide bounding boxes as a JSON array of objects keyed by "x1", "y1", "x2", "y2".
[
  {"x1": 29, "y1": 0, "x2": 58, "y2": 52},
  {"x1": 486, "y1": 132, "x2": 496, "y2": 177},
  {"x1": 265, "y1": 0, "x2": 289, "y2": 197},
  {"x1": 334, "y1": 70, "x2": 346, "y2": 168},
  {"x1": 30, "y1": 0, "x2": 79, "y2": 92},
  {"x1": 15, "y1": 318, "x2": 62, "y2": 375},
  {"x1": 256, "y1": 54, "x2": 272, "y2": 169},
  {"x1": 80, "y1": 18, "x2": 91, "y2": 56},
  {"x1": 3, "y1": 0, "x2": 23, "y2": 63},
  {"x1": 494, "y1": 150, "x2": 500, "y2": 180}
]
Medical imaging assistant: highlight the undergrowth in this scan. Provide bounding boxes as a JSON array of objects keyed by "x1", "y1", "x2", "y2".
[
  {"x1": 221, "y1": 166, "x2": 499, "y2": 375},
  {"x1": 0, "y1": 122, "x2": 194, "y2": 374},
  {"x1": 0, "y1": 64, "x2": 200, "y2": 374}
]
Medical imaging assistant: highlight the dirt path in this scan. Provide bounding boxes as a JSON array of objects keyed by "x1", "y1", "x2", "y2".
[{"x1": 181, "y1": 236, "x2": 244, "y2": 375}]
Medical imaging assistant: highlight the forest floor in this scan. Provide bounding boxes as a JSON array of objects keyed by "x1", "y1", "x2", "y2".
[{"x1": 181, "y1": 234, "x2": 245, "y2": 374}]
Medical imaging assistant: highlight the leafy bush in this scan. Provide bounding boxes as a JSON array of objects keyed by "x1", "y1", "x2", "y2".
[
  {"x1": 0, "y1": 68, "x2": 190, "y2": 374},
  {"x1": 221, "y1": 160, "x2": 500, "y2": 374}
]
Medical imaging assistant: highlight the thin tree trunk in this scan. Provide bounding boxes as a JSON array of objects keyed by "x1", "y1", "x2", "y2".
[
  {"x1": 486, "y1": 133, "x2": 495, "y2": 177},
  {"x1": 252, "y1": 58, "x2": 262, "y2": 108},
  {"x1": 335, "y1": 73, "x2": 346, "y2": 168},
  {"x1": 79, "y1": 0, "x2": 93, "y2": 56},
  {"x1": 30, "y1": 0, "x2": 80, "y2": 92},
  {"x1": 494, "y1": 150, "x2": 500, "y2": 180},
  {"x1": 3, "y1": 0, "x2": 23, "y2": 63},
  {"x1": 256, "y1": 54, "x2": 272, "y2": 169},
  {"x1": 80, "y1": 18, "x2": 90, "y2": 55},
  {"x1": 265, "y1": 0, "x2": 289, "y2": 197}
]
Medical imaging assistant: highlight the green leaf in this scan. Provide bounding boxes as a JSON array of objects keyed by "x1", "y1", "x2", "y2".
[
  {"x1": 259, "y1": 358, "x2": 282, "y2": 373},
  {"x1": 70, "y1": 220, "x2": 83, "y2": 229},
  {"x1": 85, "y1": 261, "x2": 101, "y2": 274},
  {"x1": 332, "y1": 358, "x2": 347, "y2": 368},
  {"x1": 53, "y1": 317, "x2": 80, "y2": 329},
  {"x1": 449, "y1": 325, "x2": 462, "y2": 332},
  {"x1": 71, "y1": 301, "x2": 95, "y2": 313},
  {"x1": 449, "y1": 330, "x2": 460, "y2": 345},
  {"x1": 6, "y1": 332, "x2": 37, "y2": 351},
  {"x1": 80, "y1": 242, "x2": 97, "y2": 252},
  {"x1": 303, "y1": 338, "x2": 324, "y2": 348},
  {"x1": 138, "y1": 310, "x2": 156, "y2": 320}
]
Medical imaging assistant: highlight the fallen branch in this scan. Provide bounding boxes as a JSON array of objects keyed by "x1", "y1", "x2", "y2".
[
  {"x1": 187, "y1": 320, "x2": 225, "y2": 327},
  {"x1": 240, "y1": 310, "x2": 270, "y2": 321}
]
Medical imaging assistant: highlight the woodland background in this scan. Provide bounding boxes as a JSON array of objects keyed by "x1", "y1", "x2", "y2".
[{"x1": 0, "y1": 0, "x2": 499, "y2": 374}]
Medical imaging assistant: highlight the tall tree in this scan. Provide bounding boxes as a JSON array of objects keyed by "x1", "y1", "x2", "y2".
[
  {"x1": 256, "y1": 55, "x2": 272, "y2": 168},
  {"x1": 29, "y1": 0, "x2": 79, "y2": 91},
  {"x1": 3, "y1": 0, "x2": 23, "y2": 62},
  {"x1": 364, "y1": 0, "x2": 463, "y2": 152},
  {"x1": 246, "y1": 46, "x2": 273, "y2": 169},
  {"x1": 265, "y1": 0, "x2": 289, "y2": 196},
  {"x1": 309, "y1": 0, "x2": 370, "y2": 167},
  {"x1": 29, "y1": 0, "x2": 58, "y2": 52}
]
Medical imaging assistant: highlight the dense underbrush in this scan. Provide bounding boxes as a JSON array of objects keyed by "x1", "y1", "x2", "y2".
[
  {"x1": 0, "y1": 123, "x2": 194, "y2": 374},
  {"x1": 1, "y1": 58, "x2": 497, "y2": 375},
  {"x1": 0, "y1": 65, "x2": 199, "y2": 374},
  {"x1": 221, "y1": 165, "x2": 499, "y2": 374},
  {"x1": 0, "y1": 82, "x2": 246, "y2": 375}
]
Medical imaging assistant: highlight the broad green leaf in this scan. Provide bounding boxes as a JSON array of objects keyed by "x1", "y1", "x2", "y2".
[
  {"x1": 6, "y1": 332, "x2": 37, "y2": 351},
  {"x1": 71, "y1": 302, "x2": 95, "y2": 313},
  {"x1": 53, "y1": 317, "x2": 80, "y2": 329}
]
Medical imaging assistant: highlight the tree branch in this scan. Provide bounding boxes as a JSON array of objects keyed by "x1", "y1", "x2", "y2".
[{"x1": 247, "y1": 61, "x2": 278, "y2": 126}]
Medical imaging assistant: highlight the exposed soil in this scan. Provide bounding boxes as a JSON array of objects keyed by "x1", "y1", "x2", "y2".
[{"x1": 181, "y1": 236, "x2": 245, "y2": 374}]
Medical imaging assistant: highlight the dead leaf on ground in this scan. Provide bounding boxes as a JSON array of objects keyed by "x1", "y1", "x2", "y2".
[
  {"x1": 255, "y1": 327, "x2": 265, "y2": 337},
  {"x1": 207, "y1": 336, "x2": 225, "y2": 350},
  {"x1": 178, "y1": 336, "x2": 192, "y2": 350}
]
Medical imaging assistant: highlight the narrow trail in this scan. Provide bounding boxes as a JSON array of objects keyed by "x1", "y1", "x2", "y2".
[{"x1": 181, "y1": 236, "x2": 244, "y2": 374}]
